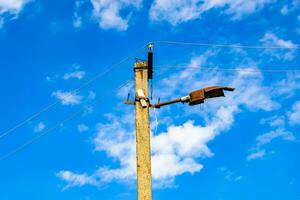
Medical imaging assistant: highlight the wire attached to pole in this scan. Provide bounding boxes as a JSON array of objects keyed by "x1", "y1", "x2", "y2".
[
  {"x1": 153, "y1": 40, "x2": 300, "y2": 50},
  {"x1": 0, "y1": 44, "x2": 147, "y2": 141},
  {"x1": 0, "y1": 80, "x2": 133, "y2": 161},
  {"x1": 153, "y1": 108, "x2": 158, "y2": 136}
]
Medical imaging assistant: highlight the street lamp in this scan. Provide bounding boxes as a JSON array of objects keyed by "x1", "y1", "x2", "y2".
[
  {"x1": 124, "y1": 44, "x2": 235, "y2": 200},
  {"x1": 153, "y1": 86, "x2": 235, "y2": 108}
]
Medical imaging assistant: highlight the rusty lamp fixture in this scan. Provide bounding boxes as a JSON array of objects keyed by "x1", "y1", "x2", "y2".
[{"x1": 153, "y1": 86, "x2": 235, "y2": 108}]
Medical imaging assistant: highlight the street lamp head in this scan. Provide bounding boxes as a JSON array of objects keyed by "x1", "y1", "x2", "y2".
[
  {"x1": 189, "y1": 86, "x2": 235, "y2": 106},
  {"x1": 151, "y1": 86, "x2": 235, "y2": 108}
]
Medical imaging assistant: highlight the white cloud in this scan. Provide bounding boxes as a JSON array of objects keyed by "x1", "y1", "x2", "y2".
[
  {"x1": 158, "y1": 52, "x2": 279, "y2": 113},
  {"x1": 0, "y1": 0, "x2": 27, "y2": 13},
  {"x1": 261, "y1": 33, "x2": 296, "y2": 48},
  {"x1": 56, "y1": 171, "x2": 98, "y2": 190},
  {"x1": 57, "y1": 50, "x2": 291, "y2": 189},
  {"x1": 90, "y1": 0, "x2": 141, "y2": 31},
  {"x1": 260, "y1": 115, "x2": 285, "y2": 127},
  {"x1": 58, "y1": 57, "x2": 279, "y2": 188},
  {"x1": 60, "y1": 112, "x2": 233, "y2": 188},
  {"x1": 77, "y1": 124, "x2": 89, "y2": 132},
  {"x1": 280, "y1": 5, "x2": 289, "y2": 15},
  {"x1": 150, "y1": 0, "x2": 202, "y2": 25},
  {"x1": 247, "y1": 115, "x2": 295, "y2": 160},
  {"x1": 63, "y1": 70, "x2": 86, "y2": 80},
  {"x1": 34, "y1": 122, "x2": 45, "y2": 133},
  {"x1": 46, "y1": 74, "x2": 59, "y2": 82},
  {"x1": 52, "y1": 90, "x2": 83, "y2": 105},
  {"x1": 0, "y1": 0, "x2": 29, "y2": 27},
  {"x1": 73, "y1": 14, "x2": 82, "y2": 28},
  {"x1": 260, "y1": 33, "x2": 297, "y2": 60},
  {"x1": 92, "y1": 113, "x2": 136, "y2": 183},
  {"x1": 150, "y1": 121, "x2": 216, "y2": 185},
  {"x1": 150, "y1": 0, "x2": 274, "y2": 25},
  {"x1": 73, "y1": 1, "x2": 83, "y2": 28},
  {"x1": 87, "y1": 91, "x2": 96, "y2": 100},
  {"x1": 89, "y1": 53, "x2": 286, "y2": 184},
  {"x1": 274, "y1": 73, "x2": 300, "y2": 97},
  {"x1": 47, "y1": 66, "x2": 86, "y2": 81},
  {"x1": 201, "y1": 0, "x2": 274, "y2": 19},
  {"x1": 247, "y1": 150, "x2": 265, "y2": 160},
  {"x1": 288, "y1": 101, "x2": 300, "y2": 125},
  {"x1": 256, "y1": 128, "x2": 295, "y2": 146},
  {"x1": 279, "y1": 1, "x2": 300, "y2": 16},
  {"x1": 219, "y1": 167, "x2": 242, "y2": 182}
]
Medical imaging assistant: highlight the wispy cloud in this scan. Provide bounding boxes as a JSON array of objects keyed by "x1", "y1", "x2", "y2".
[
  {"x1": 288, "y1": 101, "x2": 300, "y2": 125},
  {"x1": 34, "y1": 122, "x2": 46, "y2": 133},
  {"x1": 257, "y1": 128, "x2": 294, "y2": 146},
  {"x1": 77, "y1": 124, "x2": 89, "y2": 132},
  {"x1": 150, "y1": 0, "x2": 274, "y2": 25},
  {"x1": 0, "y1": 0, "x2": 29, "y2": 27},
  {"x1": 73, "y1": 0, "x2": 84, "y2": 28},
  {"x1": 56, "y1": 171, "x2": 98, "y2": 190},
  {"x1": 247, "y1": 150, "x2": 265, "y2": 160},
  {"x1": 52, "y1": 90, "x2": 83, "y2": 105},
  {"x1": 274, "y1": 73, "x2": 300, "y2": 97},
  {"x1": 280, "y1": 5, "x2": 289, "y2": 15},
  {"x1": 0, "y1": 0, "x2": 28, "y2": 13},
  {"x1": 90, "y1": 0, "x2": 142, "y2": 31},
  {"x1": 57, "y1": 49, "x2": 285, "y2": 189},
  {"x1": 247, "y1": 115, "x2": 295, "y2": 161},
  {"x1": 58, "y1": 106, "x2": 238, "y2": 188},
  {"x1": 260, "y1": 32, "x2": 297, "y2": 61},
  {"x1": 219, "y1": 167, "x2": 242, "y2": 182},
  {"x1": 279, "y1": 1, "x2": 300, "y2": 16},
  {"x1": 46, "y1": 65, "x2": 86, "y2": 82},
  {"x1": 63, "y1": 70, "x2": 86, "y2": 80}
]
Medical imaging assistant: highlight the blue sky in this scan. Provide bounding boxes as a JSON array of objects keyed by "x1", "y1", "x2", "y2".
[{"x1": 0, "y1": 0, "x2": 300, "y2": 200}]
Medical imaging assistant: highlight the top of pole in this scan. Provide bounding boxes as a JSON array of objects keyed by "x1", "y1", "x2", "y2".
[
  {"x1": 147, "y1": 43, "x2": 153, "y2": 51},
  {"x1": 147, "y1": 43, "x2": 153, "y2": 80}
]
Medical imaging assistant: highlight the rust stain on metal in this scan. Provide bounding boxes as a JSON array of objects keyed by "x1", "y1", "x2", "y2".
[
  {"x1": 153, "y1": 98, "x2": 182, "y2": 108},
  {"x1": 189, "y1": 86, "x2": 235, "y2": 105}
]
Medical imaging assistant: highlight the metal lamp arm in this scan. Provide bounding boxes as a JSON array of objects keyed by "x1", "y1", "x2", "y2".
[{"x1": 153, "y1": 95, "x2": 190, "y2": 108}]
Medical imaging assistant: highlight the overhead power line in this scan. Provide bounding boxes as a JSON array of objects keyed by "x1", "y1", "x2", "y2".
[
  {"x1": 0, "y1": 80, "x2": 132, "y2": 161},
  {"x1": 0, "y1": 44, "x2": 147, "y2": 141},
  {"x1": 153, "y1": 41, "x2": 300, "y2": 50},
  {"x1": 156, "y1": 65, "x2": 300, "y2": 73}
]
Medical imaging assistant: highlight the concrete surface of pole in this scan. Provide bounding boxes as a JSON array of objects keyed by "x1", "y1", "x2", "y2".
[{"x1": 134, "y1": 61, "x2": 153, "y2": 200}]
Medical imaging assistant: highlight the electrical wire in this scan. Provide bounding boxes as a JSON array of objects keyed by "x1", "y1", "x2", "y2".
[
  {"x1": 0, "y1": 44, "x2": 147, "y2": 141},
  {"x1": 152, "y1": 41, "x2": 300, "y2": 50},
  {"x1": 6, "y1": 40, "x2": 297, "y2": 159},
  {"x1": 153, "y1": 108, "x2": 158, "y2": 136},
  {"x1": 0, "y1": 80, "x2": 133, "y2": 161},
  {"x1": 155, "y1": 65, "x2": 300, "y2": 73}
]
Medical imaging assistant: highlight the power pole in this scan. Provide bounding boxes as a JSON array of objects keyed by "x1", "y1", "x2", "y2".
[
  {"x1": 134, "y1": 60, "x2": 152, "y2": 200},
  {"x1": 125, "y1": 43, "x2": 234, "y2": 200}
]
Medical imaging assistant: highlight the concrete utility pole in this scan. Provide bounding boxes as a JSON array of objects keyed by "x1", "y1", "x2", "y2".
[
  {"x1": 134, "y1": 60, "x2": 152, "y2": 200},
  {"x1": 125, "y1": 43, "x2": 234, "y2": 200}
]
